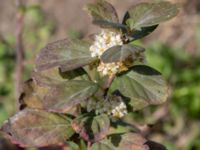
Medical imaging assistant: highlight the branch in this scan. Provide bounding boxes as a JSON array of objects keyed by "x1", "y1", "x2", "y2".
[
  {"x1": 104, "y1": 74, "x2": 116, "y2": 90},
  {"x1": 87, "y1": 141, "x2": 91, "y2": 150},
  {"x1": 15, "y1": 0, "x2": 25, "y2": 111},
  {"x1": 103, "y1": 74, "x2": 116, "y2": 98}
]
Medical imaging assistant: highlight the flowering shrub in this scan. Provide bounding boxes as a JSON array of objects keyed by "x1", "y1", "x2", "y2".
[{"x1": 1, "y1": 0, "x2": 179, "y2": 149}]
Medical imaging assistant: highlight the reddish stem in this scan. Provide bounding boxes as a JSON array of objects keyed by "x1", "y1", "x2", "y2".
[
  {"x1": 15, "y1": 0, "x2": 25, "y2": 111},
  {"x1": 104, "y1": 74, "x2": 116, "y2": 89},
  {"x1": 87, "y1": 141, "x2": 91, "y2": 150}
]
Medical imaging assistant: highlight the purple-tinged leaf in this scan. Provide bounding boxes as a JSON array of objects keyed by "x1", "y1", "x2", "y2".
[
  {"x1": 117, "y1": 133, "x2": 149, "y2": 150},
  {"x1": 1, "y1": 109, "x2": 74, "y2": 147},
  {"x1": 0, "y1": 136, "x2": 20, "y2": 150},
  {"x1": 145, "y1": 141, "x2": 167, "y2": 150},
  {"x1": 86, "y1": 0, "x2": 126, "y2": 30},
  {"x1": 35, "y1": 39, "x2": 96, "y2": 72},
  {"x1": 91, "y1": 132, "x2": 149, "y2": 150}
]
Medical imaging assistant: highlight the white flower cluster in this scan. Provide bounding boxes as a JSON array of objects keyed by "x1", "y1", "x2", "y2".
[
  {"x1": 89, "y1": 30, "x2": 127, "y2": 76},
  {"x1": 90, "y1": 30, "x2": 123, "y2": 58},
  {"x1": 87, "y1": 96, "x2": 128, "y2": 118},
  {"x1": 108, "y1": 101, "x2": 128, "y2": 118},
  {"x1": 97, "y1": 62, "x2": 126, "y2": 76}
]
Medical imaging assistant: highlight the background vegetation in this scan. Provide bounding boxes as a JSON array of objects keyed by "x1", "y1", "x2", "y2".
[{"x1": 0, "y1": 0, "x2": 200, "y2": 150}]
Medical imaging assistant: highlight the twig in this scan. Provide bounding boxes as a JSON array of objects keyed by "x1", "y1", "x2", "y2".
[
  {"x1": 128, "y1": 106, "x2": 169, "y2": 136},
  {"x1": 15, "y1": 0, "x2": 25, "y2": 111},
  {"x1": 176, "y1": 122, "x2": 200, "y2": 149},
  {"x1": 87, "y1": 141, "x2": 91, "y2": 150},
  {"x1": 151, "y1": 105, "x2": 169, "y2": 123},
  {"x1": 103, "y1": 74, "x2": 116, "y2": 98},
  {"x1": 104, "y1": 74, "x2": 116, "y2": 89}
]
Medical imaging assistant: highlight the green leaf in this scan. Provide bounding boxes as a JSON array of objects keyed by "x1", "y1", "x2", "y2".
[
  {"x1": 91, "y1": 139, "x2": 116, "y2": 150},
  {"x1": 35, "y1": 39, "x2": 96, "y2": 72},
  {"x1": 20, "y1": 79, "x2": 98, "y2": 113},
  {"x1": 101, "y1": 44, "x2": 145, "y2": 63},
  {"x1": 43, "y1": 80, "x2": 98, "y2": 113},
  {"x1": 110, "y1": 65, "x2": 169, "y2": 111},
  {"x1": 32, "y1": 67, "x2": 88, "y2": 86},
  {"x1": 19, "y1": 79, "x2": 49, "y2": 110},
  {"x1": 0, "y1": 104, "x2": 9, "y2": 127},
  {"x1": 145, "y1": 141, "x2": 167, "y2": 150},
  {"x1": 31, "y1": 68, "x2": 68, "y2": 86},
  {"x1": 124, "y1": 2, "x2": 179, "y2": 30},
  {"x1": 85, "y1": 0, "x2": 126, "y2": 30},
  {"x1": 124, "y1": 25, "x2": 158, "y2": 41},
  {"x1": 1, "y1": 109, "x2": 74, "y2": 147},
  {"x1": 109, "y1": 120, "x2": 139, "y2": 135},
  {"x1": 91, "y1": 132, "x2": 149, "y2": 150},
  {"x1": 67, "y1": 141, "x2": 80, "y2": 150},
  {"x1": 122, "y1": 12, "x2": 158, "y2": 41},
  {"x1": 80, "y1": 139, "x2": 87, "y2": 150},
  {"x1": 72, "y1": 114, "x2": 110, "y2": 143}
]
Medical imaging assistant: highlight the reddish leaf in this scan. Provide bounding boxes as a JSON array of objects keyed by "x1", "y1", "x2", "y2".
[
  {"x1": 117, "y1": 133, "x2": 149, "y2": 150},
  {"x1": 1, "y1": 109, "x2": 74, "y2": 147},
  {"x1": 86, "y1": 0, "x2": 126, "y2": 30},
  {"x1": 0, "y1": 136, "x2": 20, "y2": 150},
  {"x1": 35, "y1": 38, "x2": 96, "y2": 72},
  {"x1": 91, "y1": 132, "x2": 149, "y2": 150}
]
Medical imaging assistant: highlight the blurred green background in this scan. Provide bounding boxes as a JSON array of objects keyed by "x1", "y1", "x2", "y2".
[{"x1": 0, "y1": 0, "x2": 200, "y2": 150}]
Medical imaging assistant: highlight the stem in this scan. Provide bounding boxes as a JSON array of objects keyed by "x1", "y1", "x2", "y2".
[
  {"x1": 15, "y1": 0, "x2": 25, "y2": 111},
  {"x1": 103, "y1": 74, "x2": 116, "y2": 98},
  {"x1": 104, "y1": 74, "x2": 116, "y2": 89},
  {"x1": 87, "y1": 141, "x2": 91, "y2": 150}
]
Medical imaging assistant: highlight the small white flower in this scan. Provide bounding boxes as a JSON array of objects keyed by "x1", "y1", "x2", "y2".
[
  {"x1": 111, "y1": 110, "x2": 115, "y2": 114},
  {"x1": 90, "y1": 29, "x2": 123, "y2": 57},
  {"x1": 97, "y1": 62, "x2": 127, "y2": 76},
  {"x1": 109, "y1": 101, "x2": 128, "y2": 118},
  {"x1": 89, "y1": 30, "x2": 127, "y2": 76},
  {"x1": 90, "y1": 95, "x2": 128, "y2": 118}
]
